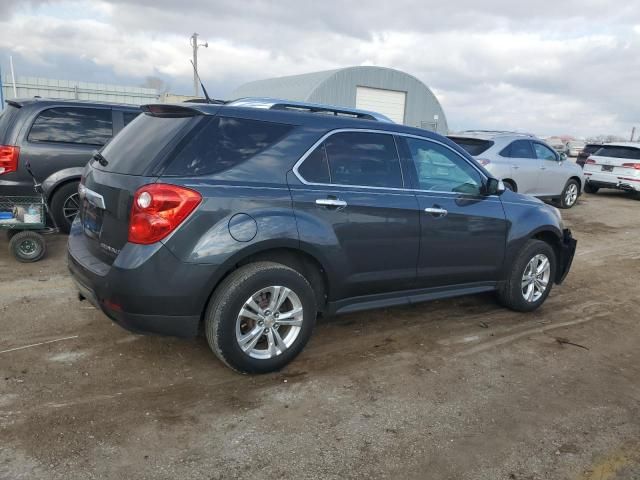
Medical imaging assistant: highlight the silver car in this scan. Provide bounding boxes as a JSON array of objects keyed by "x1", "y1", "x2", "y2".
[{"x1": 449, "y1": 131, "x2": 585, "y2": 208}]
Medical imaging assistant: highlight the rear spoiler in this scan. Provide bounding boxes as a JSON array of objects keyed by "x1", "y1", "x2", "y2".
[{"x1": 141, "y1": 104, "x2": 204, "y2": 118}]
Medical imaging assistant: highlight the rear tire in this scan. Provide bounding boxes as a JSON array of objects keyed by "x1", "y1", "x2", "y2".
[
  {"x1": 584, "y1": 183, "x2": 599, "y2": 194},
  {"x1": 559, "y1": 179, "x2": 580, "y2": 209},
  {"x1": 9, "y1": 231, "x2": 46, "y2": 263},
  {"x1": 205, "y1": 262, "x2": 317, "y2": 374},
  {"x1": 50, "y1": 182, "x2": 80, "y2": 234},
  {"x1": 497, "y1": 239, "x2": 556, "y2": 312}
]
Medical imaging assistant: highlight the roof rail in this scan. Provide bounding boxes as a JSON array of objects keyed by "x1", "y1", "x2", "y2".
[
  {"x1": 227, "y1": 97, "x2": 394, "y2": 123},
  {"x1": 459, "y1": 129, "x2": 535, "y2": 137}
]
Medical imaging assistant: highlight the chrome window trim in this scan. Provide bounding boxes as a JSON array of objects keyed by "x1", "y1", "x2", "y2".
[{"x1": 292, "y1": 128, "x2": 494, "y2": 197}]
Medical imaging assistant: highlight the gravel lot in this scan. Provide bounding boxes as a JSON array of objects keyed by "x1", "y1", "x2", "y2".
[{"x1": 1, "y1": 191, "x2": 639, "y2": 480}]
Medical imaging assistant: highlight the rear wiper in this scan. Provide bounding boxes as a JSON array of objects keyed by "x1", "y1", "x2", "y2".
[{"x1": 92, "y1": 150, "x2": 108, "y2": 167}]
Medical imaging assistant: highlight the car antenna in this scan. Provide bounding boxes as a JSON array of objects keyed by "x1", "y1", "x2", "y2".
[{"x1": 190, "y1": 60, "x2": 213, "y2": 104}]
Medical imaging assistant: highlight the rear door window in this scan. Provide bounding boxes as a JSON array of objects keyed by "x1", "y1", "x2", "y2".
[
  {"x1": 163, "y1": 116, "x2": 293, "y2": 176},
  {"x1": 322, "y1": 131, "x2": 403, "y2": 188},
  {"x1": 297, "y1": 145, "x2": 331, "y2": 184},
  {"x1": 28, "y1": 107, "x2": 112, "y2": 146},
  {"x1": 501, "y1": 140, "x2": 535, "y2": 159}
]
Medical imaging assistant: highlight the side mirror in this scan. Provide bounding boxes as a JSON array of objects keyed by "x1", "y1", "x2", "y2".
[
  {"x1": 559, "y1": 152, "x2": 567, "y2": 162},
  {"x1": 484, "y1": 177, "x2": 505, "y2": 196}
]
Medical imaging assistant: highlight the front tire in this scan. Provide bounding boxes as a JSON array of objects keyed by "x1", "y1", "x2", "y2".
[
  {"x1": 497, "y1": 239, "x2": 556, "y2": 312},
  {"x1": 50, "y1": 182, "x2": 80, "y2": 234},
  {"x1": 559, "y1": 179, "x2": 580, "y2": 208},
  {"x1": 205, "y1": 262, "x2": 317, "y2": 374}
]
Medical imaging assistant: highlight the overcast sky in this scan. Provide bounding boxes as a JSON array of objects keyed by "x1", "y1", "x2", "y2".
[{"x1": 0, "y1": 0, "x2": 638, "y2": 137}]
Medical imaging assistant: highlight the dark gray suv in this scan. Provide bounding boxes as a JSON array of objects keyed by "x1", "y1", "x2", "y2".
[
  {"x1": 0, "y1": 99, "x2": 140, "y2": 232},
  {"x1": 68, "y1": 99, "x2": 577, "y2": 373}
]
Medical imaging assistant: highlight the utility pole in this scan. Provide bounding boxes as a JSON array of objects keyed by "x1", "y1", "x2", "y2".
[
  {"x1": 190, "y1": 33, "x2": 208, "y2": 97},
  {"x1": 9, "y1": 55, "x2": 17, "y2": 98},
  {"x1": 630, "y1": 126, "x2": 636, "y2": 142}
]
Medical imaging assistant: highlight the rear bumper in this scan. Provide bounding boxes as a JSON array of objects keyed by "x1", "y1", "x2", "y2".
[
  {"x1": 584, "y1": 172, "x2": 640, "y2": 192},
  {"x1": 67, "y1": 221, "x2": 213, "y2": 338},
  {"x1": 556, "y1": 229, "x2": 577, "y2": 285}
]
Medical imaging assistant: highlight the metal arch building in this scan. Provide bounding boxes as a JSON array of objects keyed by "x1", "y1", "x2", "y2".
[{"x1": 230, "y1": 66, "x2": 448, "y2": 134}]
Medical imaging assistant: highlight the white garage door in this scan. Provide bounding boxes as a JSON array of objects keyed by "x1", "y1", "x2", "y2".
[{"x1": 355, "y1": 86, "x2": 407, "y2": 124}]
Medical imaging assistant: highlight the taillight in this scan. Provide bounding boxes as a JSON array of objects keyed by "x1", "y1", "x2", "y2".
[
  {"x1": 0, "y1": 145, "x2": 19, "y2": 175},
  {"x1": 477, "y1": 158, "x2": 491, "y2": 166},
  {"x1": 128, "y1": 184, "x2": 201, "y2": 245},
  {"x1": 622, "y1": 162, "x2": 640, "y2": 170},
  {"x1": 585, "y1": 158, "x2": 596, "y2": 165}
]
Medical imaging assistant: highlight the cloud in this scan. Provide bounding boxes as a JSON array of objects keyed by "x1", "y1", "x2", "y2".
[{"x1": 0, "y1": 0, "x2": 638, "y2": 137}]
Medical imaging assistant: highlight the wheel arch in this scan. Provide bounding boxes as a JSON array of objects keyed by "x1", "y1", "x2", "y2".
[
  {"x1": 198, "y1": 244, "x2": 332, "y2": 330},
  {"x1": 42, "y1": 168, "x2": 83, "y2": 202},
  {"x1": 568, "y1": 175, "x2": 582, "y2": 190},
  {"x1": 502, "y1": 178, "x2": 518, "y2": 191}
]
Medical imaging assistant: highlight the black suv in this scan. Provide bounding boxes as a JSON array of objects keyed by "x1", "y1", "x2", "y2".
[
  {"x1": 68, "y1": 99, "x2": 576, "y2": 373},
  {"x1": 0, "y1": 99, "x2": 140, "y2": 232}
]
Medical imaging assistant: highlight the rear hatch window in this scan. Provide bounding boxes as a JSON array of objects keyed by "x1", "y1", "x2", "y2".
[
  {"x1": 93, "y1": 112, "x2": 197, "y2": 175},
  {"x1": 592, "y1": 146, "x2": 640, "y2": 160},
  {"x1": 447, "y1": 137, "x2": 494, "y2": 156},
  {"x1": 0, "y1": 103, "x2": 22, "y2": 144}
]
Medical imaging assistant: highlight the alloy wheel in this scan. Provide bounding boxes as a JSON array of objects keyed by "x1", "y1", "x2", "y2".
[
  {"x1": 62, "y1": 193, "x2": 80, "y2": 223},
  {"x1": 521, "y1": 254, "x2": 551, "y2": 302},
  {"x1": 564, "y1": 184, "x2": 578, "y2": 206},
  {"x1": 235, "y1": 286, "x2": 303, "y2": 359}
]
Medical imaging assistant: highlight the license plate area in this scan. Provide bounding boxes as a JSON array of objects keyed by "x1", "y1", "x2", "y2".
[
  {"x1": 82, "y1": 199, "x2": 104, "y2": 239},
  {"x1": 602, "y1": 165, "x2": 614, "y2": 172}
]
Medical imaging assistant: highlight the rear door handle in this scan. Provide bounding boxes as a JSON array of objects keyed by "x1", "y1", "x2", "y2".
[
  {"x1": 316, "y1": 198, "x2": 347, "y2": 208},
  {"x1": 424, "y1": 207, "x2": 448, "y2": 217},
  {"x1": 512, "y1": 165, "x2": 520, "y2": 169}
]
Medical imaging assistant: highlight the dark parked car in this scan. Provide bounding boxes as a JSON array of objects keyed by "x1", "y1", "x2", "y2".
[
  {"x1": 0, "y1": 99, "x2": 141, "y2": 232},
  {"x1": 576, "y1": 143, "x2": 603, "y2": 168},
  {"x1": 68, "y1": 99, "x2": 577, "y2": 373}
]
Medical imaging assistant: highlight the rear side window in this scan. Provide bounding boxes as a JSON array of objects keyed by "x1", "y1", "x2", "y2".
[
  {"x1": 594, "y1": 146, "x2": 640, "y2": 160},
  {"x1": 164, "y1": 116, "x2": 293, "y2": 176},
  {"x1": 322, "y1": 132, "x2": 403, "y2": 188},
  {"x1": 501, "y1": 140, "x2": 535, "y2": 159},
  {"x1": 96, "y1": 113, "x2": 194, "y2": 175},
  {"x1": 28, "y1": 107, "x2": 112, "y2": 146},
  {"x1": 448, "y1": 137, "x2": 494, "y2": 156},
  {"x1": 123, "y1": 111, "x2": 141, "y2": 126}
]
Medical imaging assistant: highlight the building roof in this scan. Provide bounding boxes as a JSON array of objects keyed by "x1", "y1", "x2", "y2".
[{"x1": 231, "y1": 68, "x2": 344, "y2": 101}]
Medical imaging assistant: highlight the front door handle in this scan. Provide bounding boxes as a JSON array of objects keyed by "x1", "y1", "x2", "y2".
[
  {"x1": 316, "y1": 198, "x2": 347, "y2": 208},
  {"x1": 512, "y1": 164, "x2": 520, "y2": 169},
  {"x1": 424, "y1": 207, "x2": 448, "y2": 217}
]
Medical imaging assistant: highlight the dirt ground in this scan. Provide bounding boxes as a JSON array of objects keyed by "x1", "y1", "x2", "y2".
[{"x1": 1, "y1": 190, "x2": 639, "y2": 480}]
